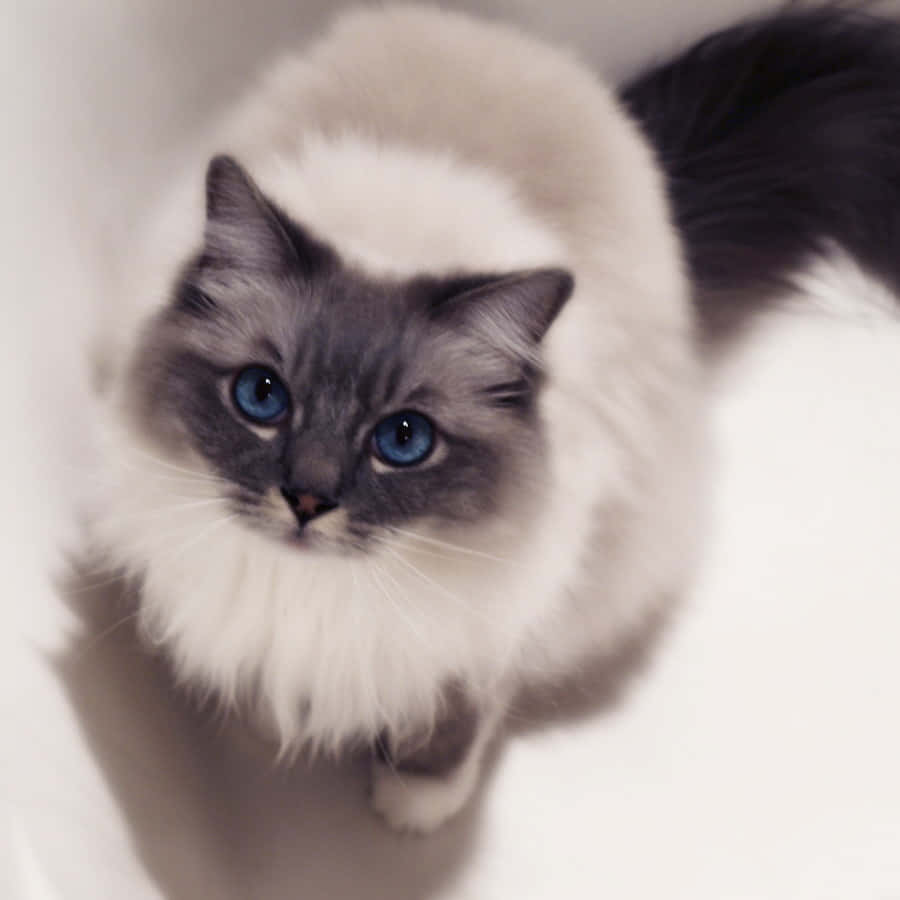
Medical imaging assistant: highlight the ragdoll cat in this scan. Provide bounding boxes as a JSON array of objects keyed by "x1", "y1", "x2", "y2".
[{"x1": 95, "y1": 4, "x2": 900, "y2": 832}]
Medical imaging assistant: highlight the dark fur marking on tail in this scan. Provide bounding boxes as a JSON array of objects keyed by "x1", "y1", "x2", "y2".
[{"x1": 622, "y1": 5, "x2": 900, "y2": 343}]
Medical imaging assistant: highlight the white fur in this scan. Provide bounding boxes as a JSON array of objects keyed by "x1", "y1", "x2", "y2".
[
  {"x1": 790, "y1": 243, "x2": 900, "y2": 325},
  {"x1": 96, "y1": 6, "x2": 700, "y2": 829},
  {"x1": 371, "y1": 703, "x2": 503, "y2": 833},
  {"x1": 371, "y1": 761, "x2": 478, "y2": 834}
]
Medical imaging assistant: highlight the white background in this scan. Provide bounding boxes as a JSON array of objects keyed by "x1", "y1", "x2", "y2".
[{"x1": 2, "y1": 1, "x2": 899, "y2": 897}]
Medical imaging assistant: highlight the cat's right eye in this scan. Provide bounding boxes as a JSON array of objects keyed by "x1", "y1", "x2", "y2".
[
  {"x1": 372, "y1": 411, "x2": 435, "y2": 467},
  {"x1": 232, "y1": 365, "x2": 290, "y2": 424}
]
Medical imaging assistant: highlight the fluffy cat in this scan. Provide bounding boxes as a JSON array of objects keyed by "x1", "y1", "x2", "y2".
[{"x1": 94, "y1": 4, "x2": 900, "y2": 832}]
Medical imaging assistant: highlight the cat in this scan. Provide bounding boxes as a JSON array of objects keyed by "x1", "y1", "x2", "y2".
[{"x1": 93, "y1": 4, "x2": 900, "y2": 833}]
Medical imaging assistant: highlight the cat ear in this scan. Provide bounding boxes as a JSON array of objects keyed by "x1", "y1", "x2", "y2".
[
  {"x1": 433, "y1": 268, "x2": 574, "y2": 357},
  {"x1": 203, "y1": 154, "x2": 334, "y2": 275}
]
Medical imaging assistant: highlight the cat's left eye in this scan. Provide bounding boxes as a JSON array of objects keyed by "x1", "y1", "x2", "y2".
[
  {"x1": 232, "y1": 365, "x2": 290, "y2": 424},
  {"x1": 372, "y1": 411, "x2": 435, "y2": 467}
]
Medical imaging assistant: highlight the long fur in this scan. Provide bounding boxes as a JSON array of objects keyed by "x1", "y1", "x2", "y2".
[
  {"x1": 96, "y1": 3, "x2": 701, "y2": 783},
  {"x1": 622, "y1": 5, "x2": 900, "y2": 342},
  {"x1": 95, "y1": 2, "x2": 900, "y2": 832}
]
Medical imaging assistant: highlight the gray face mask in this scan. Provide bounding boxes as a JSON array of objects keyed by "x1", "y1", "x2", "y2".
[{"x1": 125, "y1": 155, "x2": 574, "y2": 554}]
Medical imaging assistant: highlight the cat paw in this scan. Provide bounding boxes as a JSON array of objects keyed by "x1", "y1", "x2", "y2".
[{"x1": 370, "y1": 760, "x2": 478, "y2": 834}]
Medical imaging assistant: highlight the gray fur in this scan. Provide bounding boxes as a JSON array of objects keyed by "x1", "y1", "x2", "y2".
[
  {"x1": 378, "y1": 684, "x2": 480, "y2": 777},
  {"x1": 126, "y1": 156, "x2": 574, "y2": 552}
]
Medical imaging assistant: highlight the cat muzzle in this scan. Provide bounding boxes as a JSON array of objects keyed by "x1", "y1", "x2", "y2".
[{"x1": 279, "y1": 486, "x2": 339, "y2": 527}]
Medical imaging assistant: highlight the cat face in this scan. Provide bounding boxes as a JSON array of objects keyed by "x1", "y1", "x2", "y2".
[{"x1": 124, "y1": 156, "x2": 573, "y2": 554}]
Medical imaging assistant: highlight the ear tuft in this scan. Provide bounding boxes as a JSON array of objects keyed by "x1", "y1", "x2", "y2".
[
  {"x1": 201, "y1": 154, "x2": 337, "y2": 276},
  {"x1": 433, "y1": 267, "x2": 574, "y2": 358},
  {"x1": 205, "y1": 154, "x2": 260, "y2": 224}
]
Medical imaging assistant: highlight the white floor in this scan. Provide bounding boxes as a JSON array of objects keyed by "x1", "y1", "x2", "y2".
[{"x1": 3, "y1": 2, "x2": 899, "y2": 898}]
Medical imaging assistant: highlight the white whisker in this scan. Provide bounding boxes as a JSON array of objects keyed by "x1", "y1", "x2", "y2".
[
  {"x1": 386, "y1": 526, "x2": 513, "y2": 564},
  {"x1": 64, "y1": 566, "x2": 134, "y2": 596},
  {"x1": 74, "y1": 609, "x2": 142, "y2": 659},
  {"x1": 367, "y1": 561, "x2": 430, "y2": 646},
  {"x1": 144, "y1": 512, "x2": 240, "y2": 571},
  {"x1": 102, "y1": 438, "x2": 231, "y2": 485},
  {"x1": 377, "y1": 543, "x2": 500, "y2": 628},
  {"x1": 95, "y1": 497, "x2": 228, "y2": 526}
]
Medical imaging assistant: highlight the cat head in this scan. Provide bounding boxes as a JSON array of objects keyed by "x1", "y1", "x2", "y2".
[{"x1": 123, "y1": 156, "x2": 574, "y2": 554}]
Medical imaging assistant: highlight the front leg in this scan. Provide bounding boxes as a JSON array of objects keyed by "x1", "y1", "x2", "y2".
[{"x1": 371, "y1": 686, "x2": 504, "y2": 834}]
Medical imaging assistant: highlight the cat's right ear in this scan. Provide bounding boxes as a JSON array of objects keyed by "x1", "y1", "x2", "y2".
[
  {"x1": 202, "y1": 155, "x2": 335, "y2": 276},
  {"x1": 431, "y1": 267, "x2": 575, "y2": 361}
]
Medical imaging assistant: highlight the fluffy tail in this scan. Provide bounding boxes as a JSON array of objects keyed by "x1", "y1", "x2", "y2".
[{"x1": 621, "y1": 5, "x2": 900, "y2": 343}]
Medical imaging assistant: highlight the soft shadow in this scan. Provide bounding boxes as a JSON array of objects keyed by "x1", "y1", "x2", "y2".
[
  {"x1": 54, "y1": 559, "x2": 482, "y2": 900},
  {"x1": 55, "y1": 547, "x2": 681, "y2": 899},
  {"x1": 508, "y1": 600, "x2": 678, "y2": 736},
  {"x1": 55, "y1": 559, "x2": 679, "y2": 895}
]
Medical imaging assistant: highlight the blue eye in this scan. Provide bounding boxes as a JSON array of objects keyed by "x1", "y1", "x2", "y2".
[
  {"x1": 232, "y1": 366, "x2": 290, "y2": 424},
  {"x1": 373, "y1": 411, "x2": 435, "y2": 467}
]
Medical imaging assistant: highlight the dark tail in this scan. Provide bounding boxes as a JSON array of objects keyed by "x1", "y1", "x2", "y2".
[{"x1": 621, "y1": 5, "x2": 900, "y2": 343}]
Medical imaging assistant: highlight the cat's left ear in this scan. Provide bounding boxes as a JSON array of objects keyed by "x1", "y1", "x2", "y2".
[
  {"x1": 202, "y1": 154, "x2": 334, "y2": 275},
  {"x1": 432, "y1": 268, "x2": 574, "y2": 357}
]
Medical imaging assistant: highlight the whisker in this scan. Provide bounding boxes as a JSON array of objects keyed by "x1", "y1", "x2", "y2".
[
  {"x1": 81, "y1": 496, "x2": 235, "y2": 570},
  {"x1": 123, "y1": 470, "x2": 227, "y2": 490},
  {"x1": 122, "y1": 459, "x2": 229, "y2": 487},
  {"x1": 56, "y1": 454, "x2": 223, "y2": 488},
  {"x1": 96, "y1": 438, "x2": 231, "y2": 485},
  {"x1": 93, "y1": 512, "x2": 240, "y2": 578},
  {"x1": 379, "y1": 540, "x2": 492, "y2": 566},
  {"x1": 385, "y1": 527, "x2": 513, "y2": 565},
  {"x1": 74, "y1": 609, "x2": 142, "y2": 659},
  {"x1": 377, "y1": 544, "x2": 501, "y2": 628},
  {"x1": 156, "y1": 513, "x2": 241, "y2": 569},
  {"x1": 63, "y1": 566, "x2": 135, "y2": 596},
  {"x1": 372, "y1": 563, "x2": 413, "y2": 608},
  {"x1": 367, "y1": 562, "x2": 430, "y2": 646},
  {"x1": 93, "y1": 496, "x2": 229, "y2": 527}
]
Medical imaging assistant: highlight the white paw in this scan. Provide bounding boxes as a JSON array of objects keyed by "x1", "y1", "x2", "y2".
[{"x1": 370, "y1": 760, "x2": 478, "y2": 834}]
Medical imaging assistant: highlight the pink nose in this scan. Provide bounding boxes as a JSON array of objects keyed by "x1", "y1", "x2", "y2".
[{"x1": 280, "y1": 487, "x2": 338, "y2": 526}]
